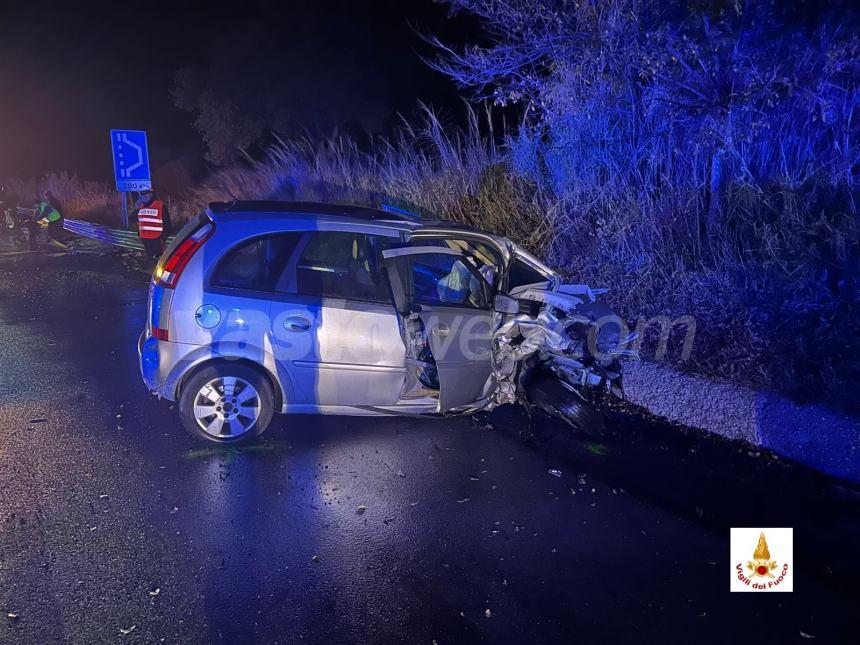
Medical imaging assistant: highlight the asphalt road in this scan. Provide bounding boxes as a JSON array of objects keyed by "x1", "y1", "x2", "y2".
[{"x1": 0, "y1": 249, "x2": 858, "y2": 644}]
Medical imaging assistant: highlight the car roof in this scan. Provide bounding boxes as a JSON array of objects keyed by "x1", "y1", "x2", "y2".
[
  {"x1": 202, "y1": 201, "x2": 558, "y2": 275},
  {"x1": 207, "y1": 200, "x2": 420, "y2": 222}
]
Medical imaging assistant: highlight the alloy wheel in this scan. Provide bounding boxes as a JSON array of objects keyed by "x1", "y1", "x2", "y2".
[{"x1": 193, "y1": 376, "x2": 261, "y2": 439}]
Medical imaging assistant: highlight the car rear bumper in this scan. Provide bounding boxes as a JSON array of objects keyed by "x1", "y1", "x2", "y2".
[
  {"x1": 138, "y1": 331, "x2": 206, "y2": 402},
  {"x1": 139, "y1": 330, "x2": 162, "y2": 393}
]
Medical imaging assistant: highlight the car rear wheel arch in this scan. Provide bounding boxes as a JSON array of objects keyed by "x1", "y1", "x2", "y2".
[{"x1": 177, "y1": 358, "x2": 284, "y2": 413}]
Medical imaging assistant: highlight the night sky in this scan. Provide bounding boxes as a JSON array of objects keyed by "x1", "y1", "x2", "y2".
[{"x1": 0, "y1": 0, "x2": 473, "y2": 181}]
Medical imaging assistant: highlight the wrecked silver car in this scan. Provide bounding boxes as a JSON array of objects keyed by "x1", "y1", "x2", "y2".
[{"x1": 138, "y1": 201, "x2": 637, "y2": 444}]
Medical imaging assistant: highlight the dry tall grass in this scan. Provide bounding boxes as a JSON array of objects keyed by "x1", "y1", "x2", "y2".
[
  {"x1": 4, "y1": 173, "x2": 119, "y2": 224},
  {"x1": 186, "y1": 106, "x2": 552, "y2": 253}
]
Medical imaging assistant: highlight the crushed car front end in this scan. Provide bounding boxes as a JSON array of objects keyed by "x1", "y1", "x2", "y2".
[{"x1": 382, "y1": 226, "x2": 638, "y2": 423}]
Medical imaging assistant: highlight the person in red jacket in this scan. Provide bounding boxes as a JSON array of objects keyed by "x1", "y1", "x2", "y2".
[{"x1": 135, "y1": 189, "x2": 171, "y2": 260}]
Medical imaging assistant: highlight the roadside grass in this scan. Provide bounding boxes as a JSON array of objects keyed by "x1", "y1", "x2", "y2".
[
  {"x1": 5, "y1": 173, "x2": 119, "y2": 224},
  {"x1": 185, "y1": 106, "x2": 553, "y2": 254}
]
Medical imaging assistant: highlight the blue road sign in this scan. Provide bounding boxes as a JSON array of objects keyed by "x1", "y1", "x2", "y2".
[{"x1": 110, "y1": 129, "x2": 152, "y2": 192}]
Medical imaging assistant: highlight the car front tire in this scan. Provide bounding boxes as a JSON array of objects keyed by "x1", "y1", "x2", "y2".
[{"x1": 178, "y1": 362, "x2": 275, "y2": 444}]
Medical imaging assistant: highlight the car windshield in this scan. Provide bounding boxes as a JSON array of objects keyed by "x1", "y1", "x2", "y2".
[
  {"x1": 414, "y1": 237, "x2": 501, "y2": 287},
  {"x1": 411, "y1": 253, "x2": 490, "y2": 309}
]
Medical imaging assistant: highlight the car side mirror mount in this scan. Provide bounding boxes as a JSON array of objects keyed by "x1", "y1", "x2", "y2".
[{"x1": 494, "y1": 294, "x2": 519, "y2": 314}]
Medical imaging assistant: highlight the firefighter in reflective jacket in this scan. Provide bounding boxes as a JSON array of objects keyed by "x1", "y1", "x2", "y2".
[
  {"x1": 32, "y1": 190, "x2": 66, "y2": 250},
  {"x1": 135, "y1": 189, "x2": 170, "y2": 259}
]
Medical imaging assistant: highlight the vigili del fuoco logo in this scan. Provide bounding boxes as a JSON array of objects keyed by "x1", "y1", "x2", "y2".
[{"x1": 730, "y1": 528, "x2": 793, "y2": 592}]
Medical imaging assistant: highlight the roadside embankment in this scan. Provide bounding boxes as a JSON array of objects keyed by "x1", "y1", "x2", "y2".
[{"x1": 623, "y1": 360, "x2": 860, "y2": 484}]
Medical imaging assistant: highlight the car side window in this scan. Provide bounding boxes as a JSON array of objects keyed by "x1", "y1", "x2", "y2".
[
  {"x1": 410, "y1": 253, "x2": 490, "y2": 309},
  {"x1": 507, "y1": 257, "x2": 550, "y2": 291},
  {"x1": 211, "y1": 233, "x2": 302, "y2": 292},
  {"x1": 293, "y1": 231, "x2": 393, "y2": 303}
]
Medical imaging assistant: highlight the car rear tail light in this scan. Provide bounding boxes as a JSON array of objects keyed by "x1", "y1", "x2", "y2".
[
  {"x1": 149, "y1": 282, "x2": 174, "y2": 342},
  {"x1": 154, "y1": 221, "x2": 214, "y2": 288}
]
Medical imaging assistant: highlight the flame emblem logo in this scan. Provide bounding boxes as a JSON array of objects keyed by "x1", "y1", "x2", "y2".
[{"x1": 746, "y1": 532, "x2": 779, "y2": 578}]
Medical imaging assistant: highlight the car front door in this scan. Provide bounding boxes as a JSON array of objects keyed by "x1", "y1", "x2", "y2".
[{"x1": 382, "y1": 246, "x2": 496, "y2": 412}]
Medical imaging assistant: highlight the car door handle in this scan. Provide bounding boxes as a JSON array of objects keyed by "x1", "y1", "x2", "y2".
[
  {"x1": 434, "y1": 323, "x2": 450, "y2": 337},
  {"x1": 283, "y1": 315, "x2": 312, "y2": 333}
]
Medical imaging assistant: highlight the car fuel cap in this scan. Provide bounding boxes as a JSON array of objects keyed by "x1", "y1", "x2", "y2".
[{"x1": 195, "y1": 304, "x2": 221, "y2": 329}]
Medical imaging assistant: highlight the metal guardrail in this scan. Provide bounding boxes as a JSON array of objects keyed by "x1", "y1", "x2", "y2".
[
  {"x1": 7, "y1": 210, "x2": 155, "y2": 251},
  {"x1": 63, "y1": 218, "x2": 145, "y2": 250}
]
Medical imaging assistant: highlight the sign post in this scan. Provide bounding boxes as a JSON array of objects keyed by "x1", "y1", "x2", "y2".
[{"x1": 110, "y1": 129, "x2": 152, "y2": 228}]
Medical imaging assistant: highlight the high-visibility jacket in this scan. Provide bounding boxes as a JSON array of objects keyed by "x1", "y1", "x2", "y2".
[
  {"x1": 35, "y1": 201, "x2": 62, "y2": 223},
  {"x1": 137, "y1": 199, "x2": 165, "y2": 239}
]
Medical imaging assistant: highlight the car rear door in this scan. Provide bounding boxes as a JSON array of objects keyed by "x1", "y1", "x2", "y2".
[
  {"x1": 382, "y1": 246, "x2": 496, "y2": 411},
  {"x1": 267, "y1": 228, "x2": 406, "y2": 408}
]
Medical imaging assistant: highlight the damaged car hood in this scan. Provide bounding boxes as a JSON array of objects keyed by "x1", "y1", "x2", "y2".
[{"x1": 489, "y1": 281, "x2": 638, "y2": 408}]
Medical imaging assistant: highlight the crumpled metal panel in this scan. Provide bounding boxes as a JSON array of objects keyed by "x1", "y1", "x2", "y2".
[{"x1": 489, "y1": 283, "x2": 636, "y2": 408}]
